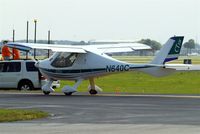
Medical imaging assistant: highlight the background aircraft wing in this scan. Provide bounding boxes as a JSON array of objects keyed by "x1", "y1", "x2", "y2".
[
  {"x1": 86, "y1": 43, "x2": 151, "y2": 53},
  {"x1": 7, "y1": 42, "x2": 87, "y2": 53}
]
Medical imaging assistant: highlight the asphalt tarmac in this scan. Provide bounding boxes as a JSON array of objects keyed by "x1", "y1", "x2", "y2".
[{"x1": 1, "y1": 92, "x2": 200, "y2": 134}]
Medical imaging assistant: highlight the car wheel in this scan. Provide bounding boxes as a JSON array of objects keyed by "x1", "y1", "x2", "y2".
[{"x1": 18, "y1": 81, "x2": 33, "y2": 90}]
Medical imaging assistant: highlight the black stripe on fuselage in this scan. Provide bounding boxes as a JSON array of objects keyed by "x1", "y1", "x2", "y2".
[
  {"x1": 40, "y1": 65, "x2": 155, "y2": 74},
  {"x1": 40, "y1": 68, "x2": 106, "y2": 74},
  {"x1": 129, "y1": 65, "x2": 156, "y2": 69}
]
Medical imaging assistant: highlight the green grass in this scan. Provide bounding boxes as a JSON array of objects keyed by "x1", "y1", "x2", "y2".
[
  {"x1": 55, "y1": 71, "x2": 200, "y2": 95},
  {"x1": 0, "y1": 109, "x2": 48, "y2": 122},
  {"x1": 55, "y1": 56, "x2": 200, "y2": 95},
  {"x1": 113, "y1": 55, "x2": 200, "y2": 64}
]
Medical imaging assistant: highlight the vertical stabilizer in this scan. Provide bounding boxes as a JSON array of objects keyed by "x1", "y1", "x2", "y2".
[{"x1": 151, "y1": 36, "x2": 184, "y2": 64}]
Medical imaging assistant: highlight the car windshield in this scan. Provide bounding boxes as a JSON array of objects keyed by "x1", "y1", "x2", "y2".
[{"x1": 51, "y1": 52, "x2": 78, "y2": 68}]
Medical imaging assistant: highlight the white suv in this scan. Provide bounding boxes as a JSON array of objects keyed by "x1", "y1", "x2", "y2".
[{"x1": 0, "y1": 60, "x2": 47, "y2": 90}]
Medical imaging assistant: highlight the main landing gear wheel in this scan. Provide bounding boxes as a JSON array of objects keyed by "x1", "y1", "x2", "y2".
[
  {"x1": 64, "y1": 92, "x2": 73, "y2": 96},
  {"x1": 43, "y1": 91, "x2": 50, "y2": 95},
  {"x1": 89, "y1": 89, "x2": 98, "y2": 95}
]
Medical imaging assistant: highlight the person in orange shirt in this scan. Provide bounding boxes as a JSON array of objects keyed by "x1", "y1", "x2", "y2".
[
  {"x1": 13, "y1": 47, "x2": 20, "y2": 60},
  {"x1": 1, "y1": 40, "x2": 12, "y2": 60}
]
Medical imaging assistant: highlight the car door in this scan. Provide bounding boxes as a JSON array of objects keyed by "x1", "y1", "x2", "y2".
[
  {"x1": 0, "y1": 62, "x2": 5, "y2": 87},
  {"x1": 0, "y1": 62, "x2": 21, "y2": 88},
  {"x1": 25, "y1": 61, "x2": 40, "y2": 88}
]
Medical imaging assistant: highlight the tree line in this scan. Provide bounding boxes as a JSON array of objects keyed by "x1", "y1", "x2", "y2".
[{"x1": 138, "y1": 38, "x2": 198, "y2": 55}]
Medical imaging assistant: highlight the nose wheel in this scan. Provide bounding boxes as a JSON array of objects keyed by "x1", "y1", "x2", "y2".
[
  {"x1": 43, "y1": 91, "x2": 50, "y2": 95},
  {"x1": 42, "y1": 80, "x2": 54, "y2": 95}
]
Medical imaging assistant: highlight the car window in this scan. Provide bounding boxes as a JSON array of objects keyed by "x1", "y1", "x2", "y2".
[
  {"x1": 26, "y1": 62, "x2": 39, "y2": 72},
  {"x1": 0, "y1": 63, "x2": 4, "y2": 72},
  {"x1": 0, "y1": 62, "x2": 21, "y2": 72}
]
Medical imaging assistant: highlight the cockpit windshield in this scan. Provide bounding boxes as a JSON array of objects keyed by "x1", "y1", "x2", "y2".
[{"x1": 51, "y1": 52, "x2": 78, "y2": 68}]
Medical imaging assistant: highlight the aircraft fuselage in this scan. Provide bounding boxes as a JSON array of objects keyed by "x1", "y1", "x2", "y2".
[{"x1": 36, "y1": 52, "x2": 149, "y2": 80}]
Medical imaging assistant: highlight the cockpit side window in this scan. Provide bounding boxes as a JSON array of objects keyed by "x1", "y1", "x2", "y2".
[{"x1": 51, "y1": 52, "x2": 78, "y2": 68}]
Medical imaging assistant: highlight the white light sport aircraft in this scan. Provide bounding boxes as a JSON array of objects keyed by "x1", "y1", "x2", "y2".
[{"x1": 8, "y1": 36, "x2": 184, "y2": 95}]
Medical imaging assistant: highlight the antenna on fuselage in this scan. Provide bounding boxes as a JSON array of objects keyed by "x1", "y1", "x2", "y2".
[{"x1": 47, "y1": 30, "x2": 51, "y2": 58}]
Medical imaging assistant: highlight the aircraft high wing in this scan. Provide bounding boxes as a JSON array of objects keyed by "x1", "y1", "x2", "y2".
[
  {"x1": 7, "y1": 36, "x2": 186, "y2": 95},
  {"x1": 7, "y1": 43, "x2": 87, "y2": 53},
  {"x1": 7, "y1": 42, "x2": 151, "y2": 54}
]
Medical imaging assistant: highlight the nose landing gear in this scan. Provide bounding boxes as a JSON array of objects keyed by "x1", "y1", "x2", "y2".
[{"x1": 42, "y1": 80, "x2": 54, "y2": 95}]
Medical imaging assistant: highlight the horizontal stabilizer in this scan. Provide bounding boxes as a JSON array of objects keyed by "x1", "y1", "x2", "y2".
[{"x1": 139, "y1": 67, "x2": 176, "y2": 77}]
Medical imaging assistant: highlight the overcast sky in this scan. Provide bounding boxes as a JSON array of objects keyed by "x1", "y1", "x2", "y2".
[{"x1": 0, "y1": 0, "x2": 199, "y2": 43}]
